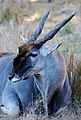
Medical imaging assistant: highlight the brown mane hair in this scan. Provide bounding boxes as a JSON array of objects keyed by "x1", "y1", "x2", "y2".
[{"x1": 18, "y1": 42, "x2": 35, "y2": 53}]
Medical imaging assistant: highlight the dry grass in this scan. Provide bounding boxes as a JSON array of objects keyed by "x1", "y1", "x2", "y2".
[
  {"x1": 0, "y1": 0, "x2": 81, "y2": 119},
  {"x1": 0, "y1": 105, "x2": 81, "y2": 120},
  {"x1": 67, "y1": 52, "x2": 81, "y2": 101}
]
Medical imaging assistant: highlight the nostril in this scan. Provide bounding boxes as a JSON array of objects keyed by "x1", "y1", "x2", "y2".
[{"x1": 8, "y1": 74, "x2": 15, "y2": 81}]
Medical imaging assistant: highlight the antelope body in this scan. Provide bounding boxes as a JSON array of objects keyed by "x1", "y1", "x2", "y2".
[
  {"x1": 0, "y1": 53, "x2": 71, "y2": 116},
  {"x1": 8, "y1": 10, "x2": 75, "y2": 115},
  {"x1": 0, "y1": 10, "x2": 75, "y2": 116}
]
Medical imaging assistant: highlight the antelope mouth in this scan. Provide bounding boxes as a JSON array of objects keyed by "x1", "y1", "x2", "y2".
[
  {"x1": 10, "y1": 71, "x2": 34, "y2": 83},
  {"x1": 10, "y1": 68, "x2": 42, "y2": 83},
  {"x1": 11, "y1": 75, "x2": 31, "y2": 83},
  {"x1": 11, "y1": 77, "x2": 23, "y2": 83}
]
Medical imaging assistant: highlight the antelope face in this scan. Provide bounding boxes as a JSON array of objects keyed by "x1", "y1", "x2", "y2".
[
  {"x1": 9, "y1": 45, "x2": 41, "y2": 83},
  {"x1": 9, "y1": 43, "x2": 62, "y2": 83}
]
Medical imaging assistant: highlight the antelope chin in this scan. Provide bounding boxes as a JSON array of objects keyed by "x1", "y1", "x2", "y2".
[{"x1": 11, "y1": 77, "x2": 22, "y2": 83}]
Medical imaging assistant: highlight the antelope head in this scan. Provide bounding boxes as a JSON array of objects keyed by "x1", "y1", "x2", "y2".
[{"x1": 9, "y1": 10, "x2": 75, "y2": 83}]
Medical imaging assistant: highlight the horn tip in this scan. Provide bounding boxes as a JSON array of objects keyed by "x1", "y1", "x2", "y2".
[
  {"x1": 47, "y1": 9, "x2": 50, "y2": 14},
  {"x1": 58, "y1": 42, "x2": 63, "y2": 47},
  {"x1": 47, "y1": 9, "x2": 50, "y2": 12},
  {"x1": 71, "y1": 11, "x2": 76, "y2": 16}
]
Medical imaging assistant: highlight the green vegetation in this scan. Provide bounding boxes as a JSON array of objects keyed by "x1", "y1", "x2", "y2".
[
  {"x1": 64, "y1": 24, "x2": 73, "y2": 34},
  {"x1": 59, "y1": 24, "x2": 74, "y2": 36},
  {"x1": 0, "y1": 8, "x2": 11, "y2": 23}
]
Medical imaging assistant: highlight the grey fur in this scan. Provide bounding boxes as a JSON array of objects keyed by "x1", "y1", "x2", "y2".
[{"x1": 0, "y1": 53, "x2": 36, "y2": 116}]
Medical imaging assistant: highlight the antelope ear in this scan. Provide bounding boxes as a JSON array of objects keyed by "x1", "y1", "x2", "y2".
[
  {"x1": 47, "y1": 42, "x2": 62, "y2": 55},
  {"x1": 40, "y1": 42, "x2": 62, "y2": 57}
]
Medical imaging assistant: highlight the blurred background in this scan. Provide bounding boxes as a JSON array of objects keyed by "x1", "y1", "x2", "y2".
[
  {"x1": 0, "y1": 0, "x2": 81, "y2": 119},
  {"x1": 0, "y1": 0, "x2": 81, "y2": 54}
]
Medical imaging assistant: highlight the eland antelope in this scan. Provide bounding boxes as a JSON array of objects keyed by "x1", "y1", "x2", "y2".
[{"x1": 8, "y1": 10, "x2": 75, "y2": 115}]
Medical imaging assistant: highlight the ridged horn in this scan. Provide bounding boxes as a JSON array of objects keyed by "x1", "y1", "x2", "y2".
[
  {"x1": 35, "y1": 12, "x2": 76, "y2": 47},
  {"x1": 27, "y1": 9, "x2": 50, "y2": 43}
]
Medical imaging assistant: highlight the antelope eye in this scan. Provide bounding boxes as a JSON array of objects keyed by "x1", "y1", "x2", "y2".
[
  {"x1": 31, "y1": 53, "x2": 38, "y2": 57},
  {"x1": 30, "y1": 53, "x2": 38, "y2": 57}
]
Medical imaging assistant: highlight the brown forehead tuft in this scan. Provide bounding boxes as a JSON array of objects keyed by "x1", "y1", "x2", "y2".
[{"x1": 18, "y1": 42, "x2": 35, "y2": 52}]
